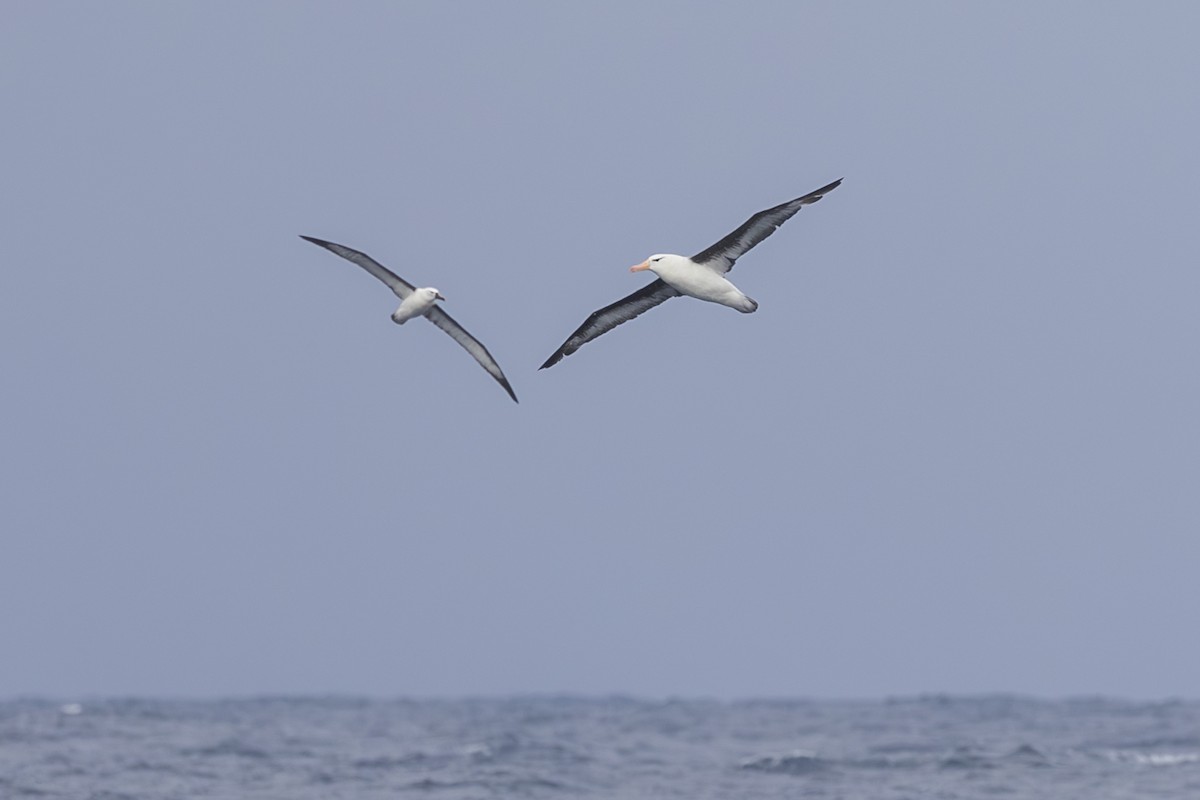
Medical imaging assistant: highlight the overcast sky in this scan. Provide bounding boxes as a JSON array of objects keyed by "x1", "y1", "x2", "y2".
[{"x1": 2, "y1": 2, "x2": 1198, "y2": 700}]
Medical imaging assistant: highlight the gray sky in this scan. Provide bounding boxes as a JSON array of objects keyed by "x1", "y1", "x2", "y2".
[{"x1": 2, "y1": 2, "x2": 1198, "y2": 699}]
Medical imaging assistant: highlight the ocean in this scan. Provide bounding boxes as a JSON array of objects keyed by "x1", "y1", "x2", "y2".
[{"x1": 2, "y1": 695, "x2": 1198, "y2": 799}]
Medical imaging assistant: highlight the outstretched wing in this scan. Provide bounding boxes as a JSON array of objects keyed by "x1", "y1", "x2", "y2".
[
  {"x1": 300, "y1": 235, "x2": 415, "y2": 299},
  {"x1": 690, "y1": 179, "x2": 842, "y2": 274},
  {"x1": 425, "y1": 306, "x2": 519, "y2": 403},
  {"x1": 539, "y1": 279, "x2": 681, "y2": 369}
]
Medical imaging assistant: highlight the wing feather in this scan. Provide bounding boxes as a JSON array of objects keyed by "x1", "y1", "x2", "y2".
[
  {"x1": 539, "y1": 279, "x2": 681, "y2": 369},
  {"x1": 300, "y1": 235, "x2": 415, "y2": 298},
  {"x1": 690, "y1": 179, "x2": 842, "y2": 274},
  {"x1": 425, "y1": 306, "x2": 519, "y2": 403}
]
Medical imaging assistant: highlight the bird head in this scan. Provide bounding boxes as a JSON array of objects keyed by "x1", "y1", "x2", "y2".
[{"x1": 629, "y1": 254, "x2": 679, "y2": 274}]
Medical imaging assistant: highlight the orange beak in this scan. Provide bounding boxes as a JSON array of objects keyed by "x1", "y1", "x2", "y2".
[{"x1": 629, "y1": 260, "x2": 651, "y2": 272}]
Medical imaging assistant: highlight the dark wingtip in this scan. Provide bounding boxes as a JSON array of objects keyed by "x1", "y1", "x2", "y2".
[
  {"x1": 796, "y1": 178, "x2": 843, "y2": 206},
  {"x1": 539, "y1": 352, "x2": 563, "y2": 370},
  {"x1": 299, "y1": 234, "x2": 331, "y2": 247},
  {"x1": 793, "y1": 179, "x2": 843, "y2": 206},
  {"x1": 502, "y1": 379, "x2": 519, "y2": 404}
]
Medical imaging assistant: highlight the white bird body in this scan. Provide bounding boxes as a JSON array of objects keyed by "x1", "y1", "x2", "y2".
[
  {"x1": 636, "y1": 254, "x2": 758, "y2": 313},
  {"x1": 391, "y1": 287, "x2": 444, "y2": 324},
  {"x1": 300, "y1": 236, "x2": 518, "y2": 403},
  {"x1": 540, "y1": 179, "x2": 841, "y2": 369}
]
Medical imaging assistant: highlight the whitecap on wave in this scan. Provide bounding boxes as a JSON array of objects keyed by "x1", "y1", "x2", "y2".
[
  {"x1": 1132, "y1": 752, "x2": 1199, "y2": 766},
  {"x1": 739, "y1": 750, "x2": 831, "y2": 774},
  {"x1": 1106, "y1": 750, "x2": 1200, "y2": 767}
]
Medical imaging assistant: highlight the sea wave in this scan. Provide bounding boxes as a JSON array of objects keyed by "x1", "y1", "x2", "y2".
[{"x1": 2, "y1": 696, "x2": 1199, "y2": 799}]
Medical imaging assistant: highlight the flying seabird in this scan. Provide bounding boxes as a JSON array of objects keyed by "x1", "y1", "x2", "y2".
[
  {"x1": 539, "y1": 179, "x2": 842, "y2": 369},
  {"x1": 300, "y1": 235, "x2": 518, "y2": 403}
]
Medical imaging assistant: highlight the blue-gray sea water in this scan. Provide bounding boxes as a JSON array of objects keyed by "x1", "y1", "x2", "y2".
[{"x1": 2, "y1": 696, "x2": 1198, "y2": 799}]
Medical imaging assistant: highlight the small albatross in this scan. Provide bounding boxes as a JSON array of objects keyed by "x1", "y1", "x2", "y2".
[
  {"x1": 539, "y1": 178, "x2": 842, "y2": 369},
  {"x1": 300, "y1": 235, "x2": 518, "y2": 403}
]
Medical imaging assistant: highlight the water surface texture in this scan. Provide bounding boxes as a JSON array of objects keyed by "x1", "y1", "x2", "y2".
[{"x1": 3, "y1": 696, "x2": 1198, "y2": 799}]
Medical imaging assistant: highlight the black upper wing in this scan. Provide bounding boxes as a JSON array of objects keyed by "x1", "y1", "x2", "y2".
[
  {"x1": 539, "y1": 279, "x2": 682, "y2": 369},
  {"x1": 690, "y1": 179, "x2": 842, "y2": 274}
]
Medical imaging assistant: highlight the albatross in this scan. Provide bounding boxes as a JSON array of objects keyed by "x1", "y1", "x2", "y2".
[
  {"x1": 300, "y1": 235, "x2": 518, "y2": 403},
  {"x1": 539, "y1": 178, "x2": 842, "y2": 369}
]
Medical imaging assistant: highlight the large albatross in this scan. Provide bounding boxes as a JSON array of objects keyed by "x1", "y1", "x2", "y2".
[
  {"x1": 300, "y1": 236, "x2": 518, "y2": 403},
  {"x1": 539, "y1": 179, "x2": 842, "y2": 369}
]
